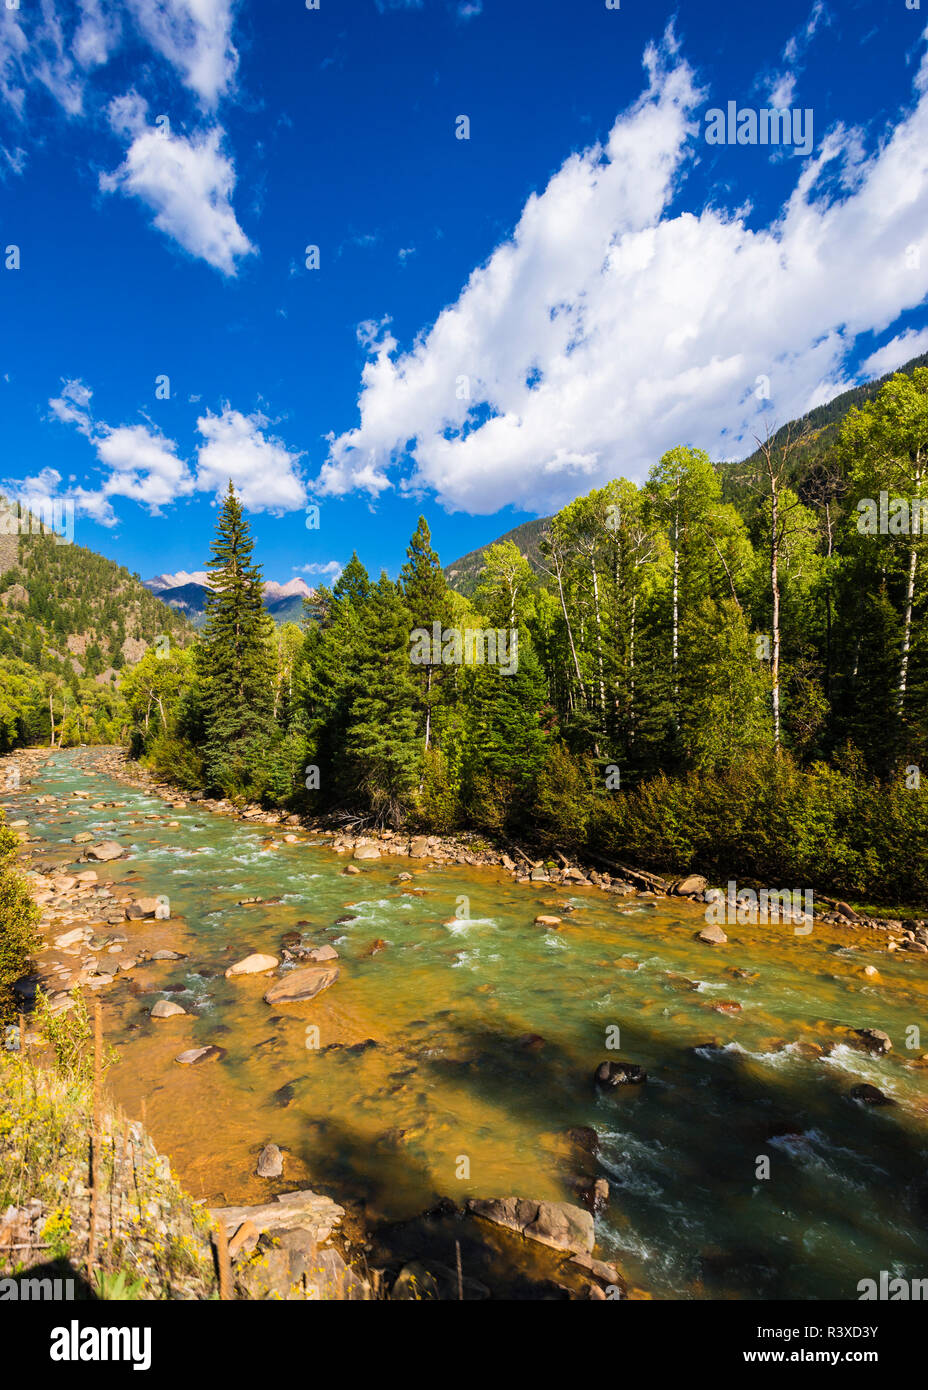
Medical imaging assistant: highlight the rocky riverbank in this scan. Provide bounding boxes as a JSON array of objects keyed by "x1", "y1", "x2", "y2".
[{"x1": 21, "y1": 742, "x2": 928, "y2": 953}]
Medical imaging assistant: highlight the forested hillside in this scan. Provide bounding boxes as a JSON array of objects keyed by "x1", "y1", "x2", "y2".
[{"x1": 0, "y1": 526, "x2": 193, "y2": 751}]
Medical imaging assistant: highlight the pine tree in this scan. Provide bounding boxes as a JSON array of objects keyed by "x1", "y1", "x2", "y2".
[
  {"x1": 346, "y1": 573, "x2": 421, "y2": 824},
  {"x1": 400, "y1": 516, "x2": 453, "y2": 753},
  {"x1": 198, "y1": 481, "x2": 275, "y2": 797}
]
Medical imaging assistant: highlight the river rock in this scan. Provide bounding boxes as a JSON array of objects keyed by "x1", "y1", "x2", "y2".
[
  {"x1": 697, "y1": 924, "x2": 728, "y2": 945},
  {"x1": 467, "y1": 1197, "x2": 594, "y2": 1256},
  {"x1": 151, "y1": 1000, "x2": 186, "y2": 1018},
  {"x1": 225, "y1": 953, "x2": 279, "y2": 978},
  {"x1": 87, "y1": 841, "x2": 125, "y2": 861},
  {"x1": 54, "y1": 928, "x2": 87, "y2": 949},
  {"x1": 71, "y1": 832, "x2": 94, "y2": 844},
  {"x1": 594, "y1": 1060, "x2": 647, "y2": 1088},
  {"x1": 305, "y1": 945, "x2": 338, "y2": 962},
  {"x1": 211, "y1": 1189, "x2": 345, "y2": 1244},
  {"x1": 175, "y1": 1045, "x2": 226, "y2": 1065},
  {"x1": 408, "y1": 837, "x2": 431, "y2": 858},
  {"x1": 534, "y1": 915, "x2": 562, "y2": 927},
  {"x1": 353, "y1": 844, "x2": 381, "y2": 860},
  {"x1": 850, "y1": 1083, "x2": 895, "y2": 1106},
  {"x1": 149, "y1": 950, "x2": 187, "y2": 961},
  {"x1": 263, "y1": 965, "x2": 339, "y2": 1005},
  {"x1": 135, "y1": 897, "x2": 168, "y2": 919},
  {"x1": 256, "y1": 1143, "x2": 284, "y2": 1178},
  {"x1": 343, "y1": 864, "x2": 361, "y2": 875},
  {"x1": 673, "y1": 874, "x2": 708, "y2": 895},
  {"x1": 854, "y1": 1027, "x2": 892, "y2": 1055}
]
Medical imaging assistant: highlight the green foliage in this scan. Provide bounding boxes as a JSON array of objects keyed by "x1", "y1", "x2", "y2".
[
  {"x1": 0, "y1": 812, "x2": 39, "y2": 1021},
  {"x1": 196, "y1": 483, "x2": 277, "y2": 800},
  {"x1": 94, "y1": 1268, "x2": 146, "y2": 1301},
  {"x1": 35, "y1": 989, "x2": 119, "y2": 1085},
  {"x1": 594, "y1": 752, "x2": 928, "y2": 902}
]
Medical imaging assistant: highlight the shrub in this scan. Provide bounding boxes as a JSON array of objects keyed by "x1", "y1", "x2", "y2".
[{"x1": 0, "y1": 812, "x2": 39, "y2": 1021}]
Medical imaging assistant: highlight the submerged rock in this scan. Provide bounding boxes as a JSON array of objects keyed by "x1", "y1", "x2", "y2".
[
  {"x1": 175, "y1": 1045, "x2": 226, "y2": 1065},
  {"x1": 263, "y1": 965, "x2": 339, "y2": 1005}
]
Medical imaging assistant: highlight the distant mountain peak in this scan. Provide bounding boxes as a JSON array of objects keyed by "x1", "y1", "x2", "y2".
[
  {"x1": 147, "y1": 570, "x2": 212, "y2": 592},
  {"x1": 141, "y1": 571, "x2": 316, "y2": 627}
]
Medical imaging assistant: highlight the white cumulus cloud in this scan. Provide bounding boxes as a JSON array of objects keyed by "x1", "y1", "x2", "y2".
[
  {"x1": 100, "y1": 94, "x2": 254, "y2": 275},
  {"x1": 123, "y1": 0, "x2": 238, "y2": 109},
  {"x1": 195, "y1": 407, "x2": 307, "y2": 512},
  {"x1": 860, "y1": 328, "x2": 928, "y2": 380},
  {"x1": 316, "y1": 26, "x2": 928, "y2": 516}
]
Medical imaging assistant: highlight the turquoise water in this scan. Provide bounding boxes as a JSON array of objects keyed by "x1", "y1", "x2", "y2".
[{"x1": 10, "y1": 748, "x2": 928, "y2": 1299}]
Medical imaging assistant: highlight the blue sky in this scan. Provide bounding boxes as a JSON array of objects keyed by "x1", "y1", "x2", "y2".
[{"x1": 2, "y1": 0, "x2": 927, "y2": 587}]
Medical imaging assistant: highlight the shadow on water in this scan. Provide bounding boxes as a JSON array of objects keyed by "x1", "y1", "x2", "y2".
[{"x1": 404, "y1": 1014, "x2": 928, "y2": 1299}]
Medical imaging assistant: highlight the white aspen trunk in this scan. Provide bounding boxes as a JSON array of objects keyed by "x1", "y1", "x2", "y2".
[{"x1": 771, "y1": 486, "x2": 781, "y2": 749}]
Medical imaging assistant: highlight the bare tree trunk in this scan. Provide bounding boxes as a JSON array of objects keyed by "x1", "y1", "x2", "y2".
[
  {"x1": 671, "y1": 501, "x2": 680, "y2": 703},
  {"x1": 49, "y1": 692, "x2": 55, "y2": 748},
  {"x1": 897, "y1": 543, "x2": 918, "y2": 718},
  {"x1": 771, "y1": 486, "x2": 781, "y2": 749}
]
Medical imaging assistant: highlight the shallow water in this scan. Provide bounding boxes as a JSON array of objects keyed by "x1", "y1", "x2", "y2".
[{"x1": 10, "y1": 749, "x2": 928, "y2": 1299}]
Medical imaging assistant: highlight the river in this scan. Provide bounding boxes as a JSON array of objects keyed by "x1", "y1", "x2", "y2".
[{"x1": 8, "y1": 748, "x2": 928, "y2": 1299}]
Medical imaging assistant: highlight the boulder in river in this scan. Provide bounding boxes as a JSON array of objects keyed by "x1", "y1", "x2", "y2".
[
  {"x1": 256, "y1": 1143, "x2": 284, "y2": 1178},
  {"x1": 697, "y1": 924, "x2": 728, "y2": 945},
  {"x1": 353, "y1": 844, "x2": 381, "y2": 860},
  {"x1": 263, "y1": 965, "x2": 339, "y2": 1005},
  {"x1": 304, "y1": 945, "x2": 338, "y2": 962},
  {"x1": 594, "y1": 1060, "x2": 647, "y2": 1088},
  {"x1": 87, "y1": 841, "x2": 126, "y2": 862},
  {"x1": 850, "y1": 1083, "x2": 895, "y2": 1106},
  {"x1": 673, "y1": 874, "x2": 708, "y2": 896},
  {"x1": 853, "y1": 1027, "x2": 892, "y2": 1055},
  {"x1": 151, "y1": 999, "x2": 186, "y2": 1019},
  {"x1": 467, "y1": 1197, "x2": 594, "y2": 1256},
  {"x1": 225, "y1": 953, "x2": 279, "y2": 978},
  {"x1": 408, "y1": 837, "x2": 431, "y2": 858},
  {"x1": 534, "y1": 915, "x2": 562, "y2": 927}
]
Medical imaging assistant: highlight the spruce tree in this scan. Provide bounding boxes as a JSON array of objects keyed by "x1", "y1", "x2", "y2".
[
  {"x1": 400, "y1": 516, "x2": 453, "y2": 752},
  {"x1": 346, "y1": 573, "x2": 421, "y2": 824},
  {"x1": 198, "y1": 481, "x2": 275, "y2": 796}
]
